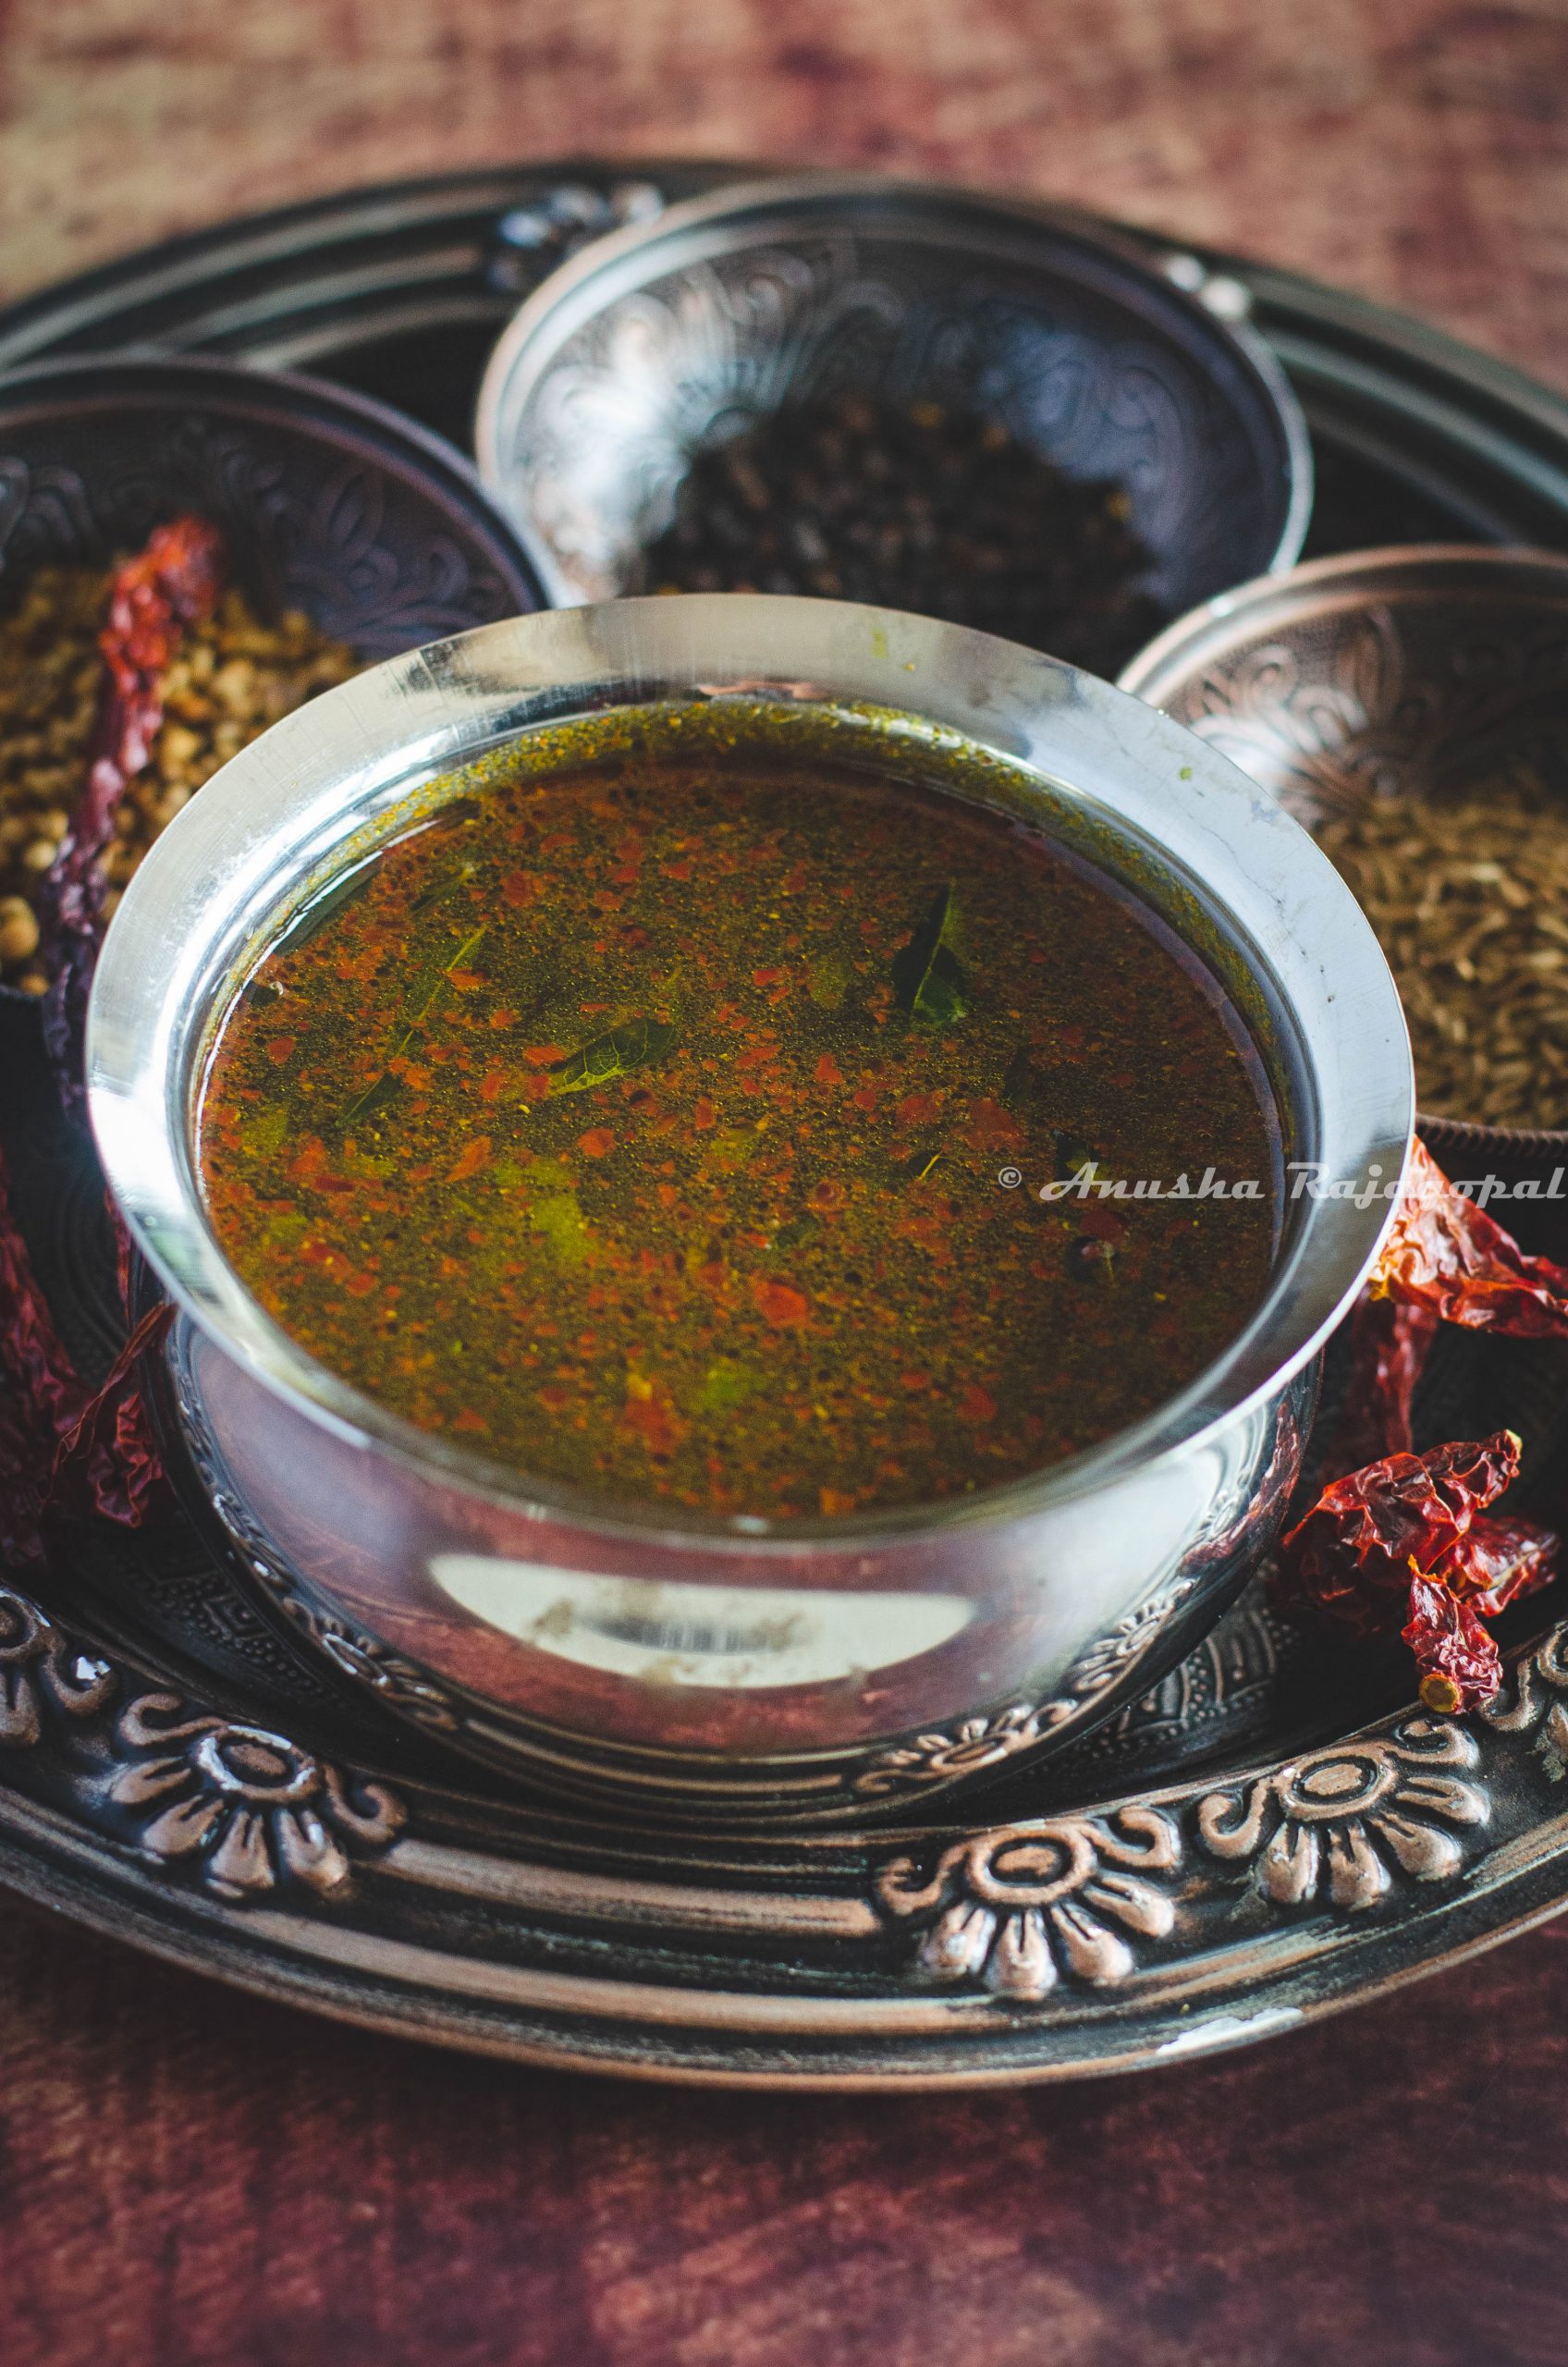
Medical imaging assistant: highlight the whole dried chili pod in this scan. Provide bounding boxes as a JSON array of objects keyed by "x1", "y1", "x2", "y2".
[
  {"x1": 1432, "y1": 1509, "x2": 1560, "y2": 1618},
  {"x1": 1279, "y1": 1429, "x2": 1522, "y2": 1638},
  {"x1": 1403, "y1": 1572, "x2": 1502, "y2": 1714},
  {"x1": 41, "y1": 514, "x2": 226, "y2": 1109},
  {"x1": 1370, "y1": 1139, "x2": 1568, "y2": 1336},
  {"x1": 44, "y1": 1301, "x2": 175, "y2": 1528},
  {"x1": 0, "y1": 1140, "x2": 92, "y2": 1565},
  {"x1": 0, "y1": 1142, "x2": 92, "y2": 1444},
  {"x1": 0, "y1": 1142, "x2": 173, "y2": 1560},
  {"x1": 1325, "y1": 1293, "x2": 1441, "y2": 1474}
]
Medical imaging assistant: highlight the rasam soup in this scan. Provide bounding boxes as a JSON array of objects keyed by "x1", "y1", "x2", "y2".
[{"x1": 197, "y1": 707, "x2": 1280, "y2": 1520}]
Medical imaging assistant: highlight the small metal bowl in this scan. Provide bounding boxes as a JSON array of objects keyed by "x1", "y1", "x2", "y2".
[
  {"x1": 0, "y1": 355, "x2": 541, "y2": 656},
  {"x1": 87, "y1": 595, "x2": 1410, "y2": 1825},
  {"x1": 475, "y1": 174, "x2": 1311, "y2": 667},
  {"x1": 1119, "y1": 545, "x2": 1568, "y2": 1160},
  {"x1": 0, "y1": 353, "x2": 541, "y2": 1014}
]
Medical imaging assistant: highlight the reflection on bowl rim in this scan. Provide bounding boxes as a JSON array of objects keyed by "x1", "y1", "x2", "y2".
[
  {"x1": 86, "y1": 595, "x2": 1411, "y2": 1551},
  {"x1": 473, "y1": 169, "x2": 1314, "y2": 612},
  {"x1": 1118, "y1": 540, "x2": 1568, "y2": 1158}
]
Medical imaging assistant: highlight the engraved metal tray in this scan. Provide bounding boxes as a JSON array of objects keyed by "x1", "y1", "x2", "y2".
[{"x1": 5, "y1": 164, "x2": 1568, "y2": 2086}]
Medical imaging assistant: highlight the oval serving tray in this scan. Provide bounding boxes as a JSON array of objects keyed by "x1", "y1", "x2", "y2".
[{"x1": 3, "y1": 164, "x2": 1568, "y2": 2084}]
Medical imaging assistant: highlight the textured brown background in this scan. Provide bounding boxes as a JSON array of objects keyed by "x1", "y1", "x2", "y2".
[{"x1": 4, "y1": 3, "x2": 1568, "y2": 2362}]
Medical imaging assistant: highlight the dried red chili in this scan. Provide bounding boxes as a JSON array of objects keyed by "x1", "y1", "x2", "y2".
[
  {"x1": 1280, "y1": 1427, "x2": 1559, "y2": 1711},
  {"x1": 0, "y1": 1141, "x2": 91, "y2": 1564},
  {"x1": 1403, "y1": 1574, "x2": 1501, "y2": 1714},
  {"x1": 1370, "y1": 1139, "x2": 1568, "y2": 1336},
  {"x1": 0, "y1": 1145, "x2": 92, "y2": 1444},
  {"x1": 42, "y1": 514, "x2": 225, "y2": 1105},
  {"x1": 0, "y1": 1141, "x2": 171, "y2": 1561},
  {"x1": 44, "y1": 1300, "x2": 174, "y2": 1528},
  {"x1": 1326, "y1": 1293, "x2": 1440, "y2": 1473},
  {"x1": 1434, "y1": 1510, "x2": 1559, "y2": 1618},
  {"x1": 1280, "y1": 1429, "x2": 1524, "y2": 1640}
]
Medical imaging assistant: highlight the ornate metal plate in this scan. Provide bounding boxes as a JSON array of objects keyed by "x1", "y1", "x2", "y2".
[
  {"x1": 4, "y1": 166, "x2": 1568, "y2": 2084},
  {"x1": 6, "y1": 1522, "x2": 1568, "y2": 2085}
]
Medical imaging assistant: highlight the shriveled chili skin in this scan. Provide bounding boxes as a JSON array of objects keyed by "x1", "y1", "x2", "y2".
[
  {"x1": 1372, "y1": 1139, "x2": 1568, "y2": 1336},
  {"x1": 1279, "y1": 1426, "x2": 1558, "y2": 1711},
  {"x1": 1437, "y1": 1510, "x2": 1559, "y2": 1617},
  {"x1": 0, "y1": 1140, "x2": 85, "y2": 1566},
  {"x1": 45, "y1": 1300, "x2": 174, "y2": 1530},
  {"x1": 1404, "y1": 1573, "x2": 1503, "y2": 1714},
  {"x1": 199, "y1": 742, "x2": 1281, "y2": 1520},
  {"x1": 1326, "y1": 1293, "x2": 1441, "y2": 1473},
  {"x1": 0, "y1": 1149, "x2": 172, "y2": 1563},
  {"x1": 42, "y1": 514, "x2": 225, "y2": 1108},
  {"x1": 1280, "y1": 1429, "x2": 1523, "y2": 1639}
]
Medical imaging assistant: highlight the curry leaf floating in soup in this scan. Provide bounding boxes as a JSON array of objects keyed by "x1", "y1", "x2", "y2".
[{"x1": 196, "y1": 708, "x2": 1281, "y2": 1521}]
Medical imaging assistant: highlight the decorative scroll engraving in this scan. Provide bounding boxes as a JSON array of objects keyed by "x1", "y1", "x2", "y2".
[
  {"x1": 1194, "y1": 1717, "x2": 1488, "y2": 1911},
  {"x1": 1166, "y1": 604, "x2": 1568, "y2": 829},
  {"x1": 0, "y1": 1585, "x2": 115, "y2": 1747},
  {"x1": 0, "y1": 410, "x2": 525, "y2": 656},
  {"x1": 300, "y1": 1613, "x2": 461, "y2": 1735},
  {"x1": 852, "y1": 1588, "x2": 1194, "y2": 1798},
  {"x1": 876, "y1": 1807, "x2": 1181, "y2": 1999},
  {"x1": 244, "y1": 1547, "x2": 461, "y2": 1735},
  {"x1": 854, "y1": 1705, "x2": 1062, "y2": 1798},
  {"x1": 1479, "y1": 1620, "x2": 1568, "y2": 1760},
  {"x1": 170, "y1": 1347, "x2": 463, "y2": 1737},
  {"x1": 104, "y1": 1693, "x2": 405, "y2": 1901}
]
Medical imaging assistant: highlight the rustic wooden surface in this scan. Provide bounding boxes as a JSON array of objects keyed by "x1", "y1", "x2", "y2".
[
  {"x1": 4, "y1": 2, "x2": 1568, "y2": 2361},
  {"x1": 6, "y1": 1893, "x2": 1568, "y2": 2367},
  {"x1": 1, "y1": 0, "x2": 1566, "y2": 397}
]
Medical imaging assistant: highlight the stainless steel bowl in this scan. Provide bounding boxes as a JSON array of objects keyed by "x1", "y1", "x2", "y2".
[
  {"x1": 1119, "y1": 544, "x2": 1568, "y2": 1159},
  {"x1": 475, "y1": 174, "x2": 1311, "y2": 671},
  {"x1": 86, "y1": 596, "x2": 1411, "y2": 1823}
]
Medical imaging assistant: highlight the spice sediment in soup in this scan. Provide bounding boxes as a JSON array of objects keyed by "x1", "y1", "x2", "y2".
[{"x1": 198, "y1": 717, "x2": 1280, "y2": 1519}]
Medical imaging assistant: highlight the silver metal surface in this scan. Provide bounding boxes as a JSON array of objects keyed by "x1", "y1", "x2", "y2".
[
  {"x1": 475, "y1": 174, "x2": 1312, "y2": 635},
  {"x1": 86, "y1": 595, "x2": 1411, "y2": 1821},
  {"x1": 1119, "y1": 542, "x2": 1568, "y2": 1154}
]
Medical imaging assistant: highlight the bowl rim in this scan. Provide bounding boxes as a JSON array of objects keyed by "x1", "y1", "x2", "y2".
[
  {"x1": 1117, "y1": 539, "x2": 1568, "y2": 1157},
  {"x1": 472, "y1": 168, "x2": 1315, "y2": 608},
  {"x1": 86, "y1": 594, "x2": 1412, "y2": 1552}
]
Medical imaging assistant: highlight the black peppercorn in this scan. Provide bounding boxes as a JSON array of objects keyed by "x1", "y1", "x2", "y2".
[{"x1": 643, "y1": 392, "x2": 1161, "y2": 677}]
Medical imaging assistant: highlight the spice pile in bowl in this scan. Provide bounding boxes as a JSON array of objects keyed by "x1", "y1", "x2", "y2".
[
  {"x1": 0, "y1": 538, "x2": 354, "y2": 995},
  {"x1": 643, "y1": 392, "x2": 1161, "y2": 679},
  {"x1": 0, "y1": 568, "x2": 114, "y2": 990},
  {"x1": 1315, "y1": 758, "x2": 1568, "y2": 1132}
]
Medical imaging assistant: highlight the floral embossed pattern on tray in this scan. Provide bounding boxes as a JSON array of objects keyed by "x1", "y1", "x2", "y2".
[{"x1": 8, "y1": 1544, "x2": 1568, "y2": 2083}]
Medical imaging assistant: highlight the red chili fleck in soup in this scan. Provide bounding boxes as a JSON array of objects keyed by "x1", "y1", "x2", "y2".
[{"x1": 197, "y1": 722, "x2": 1280, "y2": 1519}]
